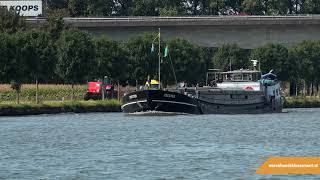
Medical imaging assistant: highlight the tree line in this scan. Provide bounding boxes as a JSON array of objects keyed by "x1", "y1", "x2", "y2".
[
  {"x1": 42, "y1": 0, "x2": 320, "y2": 17},
  {"x1": 1, "y1": 8, "x2": 320, "y2": 99}
]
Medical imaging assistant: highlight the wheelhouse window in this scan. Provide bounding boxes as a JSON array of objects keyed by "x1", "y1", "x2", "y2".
[{"x1": 206, "y1": 70, "x2": 262, "y2": 84}]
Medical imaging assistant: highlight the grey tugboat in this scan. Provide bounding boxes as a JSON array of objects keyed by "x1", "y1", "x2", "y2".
[{"x1": 194, "y1": 68, "x2": 284, "y2": 114}]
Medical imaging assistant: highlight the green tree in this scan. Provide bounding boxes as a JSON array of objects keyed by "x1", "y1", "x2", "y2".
[
  {"x1": 18, "y1": 30, "x2": 56, "y2": 103},
  {"x1": 126, "y1": 33, "x2": 159, "y2": 84},
  {"x1": 287, "y1": 47, "x2": 303, "y2": 96},
  {"x1": 160, "y1": 0, "x2": 185, "y2": 15},
  {"x1": 36, "y1": 0, "x2": 320, "y2": 16},
  {"x1": 93, "y1": 36, "x2": 128, "y2": 99},
  {"x1": 0, "y1": 8, "x2": 26, "y2": 34},
  {"x1": 303, "y1": 0, "x2": 320, "y2": 14},
  {"x1": 250, "y1": 43, "x2": 289, "y2": 80},
  {"x1": 164, "y1": 38, "x2": 204, "y2": 85},
  {"x1": 56, "y1": 29, "x2": 95, "y2": 100},
  {"x1": 226, "y1": 0, "x2": 245, "y2": 14},
  {"x1": 0, "y1": 33, "x2": 18, "y2": 83},
  {"x1": 290, "y1": 40, "x2": 320, "y2": 95},
  {"x1": 267, "y1": 0, "x2": 293, "y2": 14},
  {"x1": 25, "y1": 0, "x2": 320, "y2": 16},
  {"x1": 296, "y1": 0, "x2": 306, "y2": 14},
  {"x1": 68, "y1": 0, "x2": 88, "y2": 16},
  {"x1": 0, "y1": 32, "x2": 25, "y2": 103},
  {"x1": 86, "y1": 0, "x2": 115, "y2": 16},
  {"x1": 113, "y1": 0, "x2": 133, "y2": 16},
  {"x1": 132, "y1": 0, "x2": 160, "y2": 16},
  {"x1": 242, "y1": 0, "x2": 304, "y2": 15},
  {"x1": 212, "y1": 43, "x2": 249, "y2": 71},
  {"x1": 93, "y1": 36, "x2": 128, "y2": 82},
  {"x1": 184, "y1": 0, "x2": 201, "y2": 15},
  {"x1": 203, "y1": 47, "x2": 217, "y2": 72},
  {"x1": 45, "y1": 0, "x2": 69, "y2": 9},
  {"x1": 200, "y1": 0, "x2": 227, "y2": 15},
  {"x1": 257, "y1": 43, "x2": 302, "y2": 96},
  {"x1": 10, "y1": 80, "x2": 22, "y2": 104},
  {"x1": 159, "y1": 7, "x2": 179, "y2": 16},
  {"x1": 42, "y1": 9, "x2": 67, "y2": 40},
  {"x1": 242, "y1": 0, "x2": 265, "y2": 15}
]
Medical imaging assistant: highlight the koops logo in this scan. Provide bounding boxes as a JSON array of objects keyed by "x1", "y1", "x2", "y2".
[{"x1": 0, "y1": 1, "x2": 42, "y2": 16}]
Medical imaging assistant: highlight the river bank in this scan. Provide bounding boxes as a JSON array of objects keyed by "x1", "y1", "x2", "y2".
[
  {"x1": 0, "y1": 96, "x2": 319, "y2": 116},
  {"x1": 284, "y1": 96, "x2": 320, "y2": 108},
  {"x1": 0, "y1": 100, "x2": 121, "y2": 116}
]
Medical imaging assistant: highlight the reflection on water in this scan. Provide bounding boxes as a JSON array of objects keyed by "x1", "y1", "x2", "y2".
[{"x1": 0, "y1": 108, "x2": 319, "y2": 179}]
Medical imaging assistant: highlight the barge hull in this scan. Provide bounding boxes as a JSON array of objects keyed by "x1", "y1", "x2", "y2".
[{"x1": 121, "y1": 90, "x2": 201, "y2": 114}]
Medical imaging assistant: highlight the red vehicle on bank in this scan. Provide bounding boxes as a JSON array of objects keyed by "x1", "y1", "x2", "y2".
[{"x1": 84, "y1": 80, "x2": 117, "y2": 100}]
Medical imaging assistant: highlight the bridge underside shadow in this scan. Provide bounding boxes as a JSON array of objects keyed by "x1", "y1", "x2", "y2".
[{"x1": 81, "y1": 24, "x2": 320, "y2": 49}]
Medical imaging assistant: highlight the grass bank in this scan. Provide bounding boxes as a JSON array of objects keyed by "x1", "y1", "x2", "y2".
[
  {"x1": 0, "y1": 100, "x2": 121, "y2": 116},
  {"x1": 284, "y1": 96, "x2": 320, "y2": 108}
]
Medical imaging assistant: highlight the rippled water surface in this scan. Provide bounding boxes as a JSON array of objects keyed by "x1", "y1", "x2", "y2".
[{"x1": 1, "y1": 109, "x2": 320, "y2": 179}]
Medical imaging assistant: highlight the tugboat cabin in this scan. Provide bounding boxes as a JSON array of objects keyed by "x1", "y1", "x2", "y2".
[{"x1": 206, "y1": 69, "x2": 262, "y2": 91}]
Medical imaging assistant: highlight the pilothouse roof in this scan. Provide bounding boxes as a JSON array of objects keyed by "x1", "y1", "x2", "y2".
[
  {"x1": 220, "y1": 69, "x2": 261, "y2": 74},
  {"x1": 207, "y1": 69, "x2": 261, "y2": 74}
]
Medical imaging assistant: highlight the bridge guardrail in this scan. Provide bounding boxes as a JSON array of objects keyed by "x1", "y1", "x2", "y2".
[
  {"x1": 26, "y1": 15, "x2": 320, "y2": 26},
  {"x1": 28, "y1": 15, "x2": 320, "y2": 21}
]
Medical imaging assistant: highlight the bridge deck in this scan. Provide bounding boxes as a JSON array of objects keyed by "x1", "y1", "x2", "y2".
[{"x1": 26, "y1": 16, "x2": 320, "y2": 48}]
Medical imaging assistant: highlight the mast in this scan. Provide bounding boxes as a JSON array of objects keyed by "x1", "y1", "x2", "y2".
[{"x1": 158, "y1": 28, "x2": 161, "y2": 89}]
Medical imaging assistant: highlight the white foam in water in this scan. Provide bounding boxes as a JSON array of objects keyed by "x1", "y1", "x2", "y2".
[{"x1": 127, "y1": 111, "x2": 191, "y2": 116}]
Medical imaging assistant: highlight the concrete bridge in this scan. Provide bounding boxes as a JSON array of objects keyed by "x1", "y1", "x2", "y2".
[{"x1": 28, "y1": 16, "x2": 320, "y2": 49}]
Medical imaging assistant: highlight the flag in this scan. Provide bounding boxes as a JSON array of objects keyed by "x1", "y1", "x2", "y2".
[
  {"x1": 151, "y1": 43, "x2": 155, "y2": 53},
  {"x1": 151, "y1": 33, "x2": 160, "y2": 53},
  {"x1": 164, "y1": 45, "x2": 169, "y2": 58}
]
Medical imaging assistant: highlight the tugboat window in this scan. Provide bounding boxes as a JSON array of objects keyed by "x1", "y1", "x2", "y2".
[
  {"x1": 243, "y1": 74, "x2": 253, "y2": 81},
  {"x1": 233, "y1": 74, "x2": 243, "y2": 81}
]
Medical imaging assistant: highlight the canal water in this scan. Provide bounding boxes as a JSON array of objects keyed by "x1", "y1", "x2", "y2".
[{"x1": 0, "y1": 109, "x2": 320, "y2": 180}]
